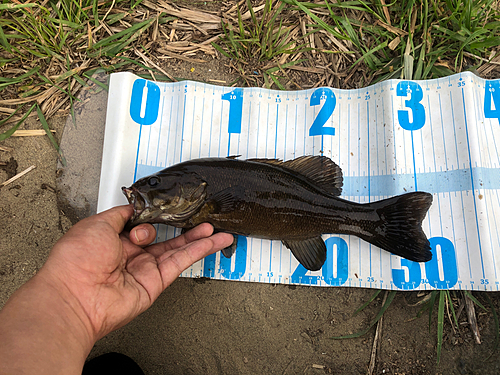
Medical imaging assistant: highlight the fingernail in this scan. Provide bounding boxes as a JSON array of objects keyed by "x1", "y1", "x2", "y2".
[{"x1": 135, "y1": 228, "x2": 149, "y2": 242}]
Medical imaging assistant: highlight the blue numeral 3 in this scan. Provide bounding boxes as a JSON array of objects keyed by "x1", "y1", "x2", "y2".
[{"x1": 396, "y1": 81, "x2": 425, "y2": 131}]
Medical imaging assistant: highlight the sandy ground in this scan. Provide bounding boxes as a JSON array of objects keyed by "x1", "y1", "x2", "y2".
[{"x1": 1, "y1": 59, "x2": 500, "y2": 374}]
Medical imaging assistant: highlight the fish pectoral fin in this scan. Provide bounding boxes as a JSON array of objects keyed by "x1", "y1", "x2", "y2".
[
  {"x1": 248, "y1": 156, "x2": 343, "y2": 196},
  {"x1": 208, "y1": 186, "x2": 243, "y2": 213},
  {"x1": 221, "y1": 235, "x2": 238, "y2": 258},
  {"x1": 281, "y1": 237, "x2": 327, "y2": 271}
]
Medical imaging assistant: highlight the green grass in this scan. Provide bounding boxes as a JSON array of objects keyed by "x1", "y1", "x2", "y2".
[
  {"x1": 212, "y1": 0, "x2": 310, "y2": 88},
  {"x1": 0, "y1": 0, "x2": 165, "y2": 154},
  {"x1": 2, "y1": 0, "x2": 500, "y2": 137},
  {"x1": 286, "y1": 0, "x2": 500, "y2": 82},
  {"x1": 337, "y1": 289, "x2": 499, "y2": 364}
]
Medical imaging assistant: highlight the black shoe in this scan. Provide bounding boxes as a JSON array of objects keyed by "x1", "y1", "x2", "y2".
[{"x1": 82, "y1": 352, "x2": 145, "y2": 375}]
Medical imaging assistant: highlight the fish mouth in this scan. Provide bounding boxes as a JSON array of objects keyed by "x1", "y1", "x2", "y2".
[{"x1": 122, "y1": 186, "x2": 157, "y2": 225}]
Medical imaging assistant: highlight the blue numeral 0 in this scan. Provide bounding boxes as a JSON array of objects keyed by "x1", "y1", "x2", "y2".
[
  {"x1": 309, "y1": 88, "x2": 336, "y2": 136},
  {"x1": 424, "y1": 237, "x2": 458, "y2": 289},
  {"x1": 130, "y1": 79, "x2": 160, "y2": 125},
  {"x1": 221, "y1": 88, "x2": 243, "y2": 134},
  {"x1": 392, "y1": 259, "x2": 422, "y2": 290},
  {"x1": 322, "y1": 237, "x2": 348, "y2": 286},
  {"x1": 484, "y1": 80, "x2": 500, "y2": 124},
  {"x1": 396, "y1": 81, "x2": 425, "y2": 131}
]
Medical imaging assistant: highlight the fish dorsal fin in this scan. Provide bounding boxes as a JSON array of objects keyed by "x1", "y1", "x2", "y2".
[
  {"x1": 248, "y1": 156, "x2": 343, "y2": 196},
  {"x1": 282, "y1": 237, "x2": 327, "y2": 271}
]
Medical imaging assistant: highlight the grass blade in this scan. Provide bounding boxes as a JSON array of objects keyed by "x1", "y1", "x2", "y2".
[
  {"x1": 0, "y1": 104, "x2": 36, "y2": 141},
  {"x1": 464, "y1": 291, "x2": 487, "y2": 311},
  {"x1": 446, "y1": 290, "x2": 459, "y2": 329},
  {"x1": 437, "y1": 291, "x2": 445, "y2": 364},
  {"x1": 331, "y1": 291, "x2": 396, "y2": 339},
  {"x1": 428, "y1": 291, "x2": 438, "y2": 333},
  {"x1": 484, "y1": 294, "x2": 499, "y2": 359},
  {"x1": 353, "y1": 289, "x2": 382, "y2": 316},
  {"x1": 36, "y1": 105, "x2": 66, "y2": 166}
]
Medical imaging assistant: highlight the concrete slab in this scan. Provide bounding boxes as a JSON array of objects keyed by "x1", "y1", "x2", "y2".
[{"x1": 56, "y1": 71, "x2": 109, "y2": 224}]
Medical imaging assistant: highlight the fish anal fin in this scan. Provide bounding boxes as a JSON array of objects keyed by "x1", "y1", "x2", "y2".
[
  {"x1": 248, "y1": 156, "x2": 343, "y2": 196},
  {"x1": 221, "y1": 235, "x2": 238, "y2": 258},
  {"x1": 282, "y1": 236, "x2": 327, "y2": 271}
]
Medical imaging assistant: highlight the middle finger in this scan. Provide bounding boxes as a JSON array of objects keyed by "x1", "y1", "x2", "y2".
[{"x1": 144, "y1": 223, "x2": 214, "y2": 258}]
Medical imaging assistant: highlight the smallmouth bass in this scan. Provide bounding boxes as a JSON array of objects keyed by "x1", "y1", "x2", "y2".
[{"x1": 122, "y1": 156, "x2": 433, "y2": 271}]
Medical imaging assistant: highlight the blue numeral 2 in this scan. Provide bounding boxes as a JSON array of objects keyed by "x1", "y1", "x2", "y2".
[{"x1": 309, "y1": 88, "x2": 336, "y2": 136}]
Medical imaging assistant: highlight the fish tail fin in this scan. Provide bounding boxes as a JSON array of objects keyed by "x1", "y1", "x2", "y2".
[{"x1": 366, "y1": 192, "x2": 433, "y2": 262}]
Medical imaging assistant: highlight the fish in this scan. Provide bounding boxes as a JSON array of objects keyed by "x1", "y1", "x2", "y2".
[{"x1": 122, "y1": 156, "x2": 433, "y2": 271}]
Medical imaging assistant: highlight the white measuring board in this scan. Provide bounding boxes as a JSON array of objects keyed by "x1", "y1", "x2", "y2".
[{"x1": 97, "y1": 71, "x2": 500, "y2": 291}]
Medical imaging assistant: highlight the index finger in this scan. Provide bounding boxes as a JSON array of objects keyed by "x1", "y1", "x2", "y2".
[{"x1": 157, "y1": 232, "x2": 234, "y2": 288}]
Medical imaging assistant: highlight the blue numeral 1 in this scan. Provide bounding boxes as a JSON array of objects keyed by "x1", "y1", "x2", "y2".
[
  {"x1": 203, "y1": 236, "x2": 247, "y2": 279},
  {"x1": 219, "y1": 236, "x2": 247, "y2": 279},
  {"x1": 396, "y1": 81, "x2": 425, "y2": 131},
  {"x1": 221, "y1": 88, "x2": 243, "y2": 134},
  {"x1": 203, "y1": 252, "x2": 217, "y2": 278}
]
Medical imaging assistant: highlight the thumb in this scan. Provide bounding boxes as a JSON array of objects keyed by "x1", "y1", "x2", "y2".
[{"x1": 95, "y1": 205, "x2": 134, "y2": 234}]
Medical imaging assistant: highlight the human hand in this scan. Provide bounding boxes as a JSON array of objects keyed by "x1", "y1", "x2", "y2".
[{"x1": 38, "y1": 205, "x2": 234, "y2": 343}]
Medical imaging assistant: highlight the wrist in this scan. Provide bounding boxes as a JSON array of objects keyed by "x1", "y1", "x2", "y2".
[{"x1": 0, "y1": 271, "x2": 96, "y2": 374}]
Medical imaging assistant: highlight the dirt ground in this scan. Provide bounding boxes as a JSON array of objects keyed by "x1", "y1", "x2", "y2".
[{"x1": 1, "y1": 58, "x2": 500, "y2": 375}]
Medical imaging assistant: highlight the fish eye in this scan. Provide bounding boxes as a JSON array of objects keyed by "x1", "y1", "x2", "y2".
[{"x1": 148, "y1": 176, "x2": 160, "y2": 187}]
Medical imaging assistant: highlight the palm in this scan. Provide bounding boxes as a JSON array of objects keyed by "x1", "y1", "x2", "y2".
[{"x1": 43, "y1": 205, "x2": 233, "y2": 340}]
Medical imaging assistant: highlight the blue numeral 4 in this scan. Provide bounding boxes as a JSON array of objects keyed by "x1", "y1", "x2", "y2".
[{"x1": 484, "y1": 80, "x2": 500, "y2": 124}]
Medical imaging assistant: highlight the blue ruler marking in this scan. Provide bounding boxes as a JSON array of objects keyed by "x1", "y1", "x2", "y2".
[
  {"x1": 462, "y1": 87, "x2": 485, "y2": 279},
  {"x1": 125, "y1": 74, "x2": 499, "y2": 290}
]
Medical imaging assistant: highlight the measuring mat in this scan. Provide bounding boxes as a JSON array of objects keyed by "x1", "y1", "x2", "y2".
[{"x1": 97, "y1": 72, "x2": 500, "y2": 291}]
